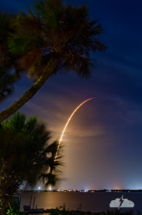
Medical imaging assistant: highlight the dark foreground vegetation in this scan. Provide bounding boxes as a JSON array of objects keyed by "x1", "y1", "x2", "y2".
[
  {"x1": 0, "y1": 113, "x2": 61, "y2": 215},
  {"x1": 25, "y1": 205, "x2": 141, "y2": 215}
]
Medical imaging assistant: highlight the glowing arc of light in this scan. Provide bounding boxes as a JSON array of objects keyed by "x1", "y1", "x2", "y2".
[{"x1": 55, "y1": 97, "x2": 94, "y2": 159}]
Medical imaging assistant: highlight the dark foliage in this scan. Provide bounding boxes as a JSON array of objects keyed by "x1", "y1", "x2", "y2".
[
  {"x1": 0, "y1": 0, "x2": 106, "y2": 122},
  {"x1": 0, "y1": 112, "x2": 62, "y2": 213}
]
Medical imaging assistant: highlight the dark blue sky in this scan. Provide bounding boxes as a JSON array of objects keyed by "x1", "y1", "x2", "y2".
[{"x1": 1, "y1": 0, "x2": 142, "y2": 190}]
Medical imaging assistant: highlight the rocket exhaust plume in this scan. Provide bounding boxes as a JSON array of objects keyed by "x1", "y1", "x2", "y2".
[{"x1": 55, "y1": 97, "x2": 95, "y2": 160}]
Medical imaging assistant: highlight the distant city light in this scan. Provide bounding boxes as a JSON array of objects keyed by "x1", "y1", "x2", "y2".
[{"x1": 20, "y1": 188, "x2": 142, "y2": 193}]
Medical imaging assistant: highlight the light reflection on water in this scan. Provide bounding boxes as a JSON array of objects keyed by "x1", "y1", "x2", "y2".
[{"x1": 20, "y1": 192, "x2": 142, "y2": 213}]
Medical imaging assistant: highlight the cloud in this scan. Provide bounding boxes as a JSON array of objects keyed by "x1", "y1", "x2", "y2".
[
  {"x1": 121, "y1": 199, "x2": 134, "y2": 208},
  {"x1": 110, "y1": 197, "x2": 134, "y2": 208},
  {"x1": 21, "y1": 91, "x2": 105, "y2": 139}
]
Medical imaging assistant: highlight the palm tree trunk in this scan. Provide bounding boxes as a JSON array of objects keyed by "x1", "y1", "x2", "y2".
[{"x1": 0, "y1": 59, "x2": 57, "y2": 123}]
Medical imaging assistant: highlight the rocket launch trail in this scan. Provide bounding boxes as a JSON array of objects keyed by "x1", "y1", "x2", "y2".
[{"x1": 55, "y1": 97, "x2": 95, "y2": 160}]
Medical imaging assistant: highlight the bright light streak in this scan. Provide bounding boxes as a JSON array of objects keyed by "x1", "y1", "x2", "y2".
[
  {"x1": 55, "y1": 97, "x2": 95, "y2": 160},
  {"x1": 38, "y1": 187, "x2": 41, "y2": 190}
]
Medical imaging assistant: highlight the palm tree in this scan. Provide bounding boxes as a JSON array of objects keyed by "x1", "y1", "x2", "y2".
[
  {"x1": 0, "y1": 0, "x2": 107, "y2": 123},
  {"x1": 0, "y1": 12, "x2": 19, "y2": 103},
  {"x1": 0, "y1": 112, "x2": 61, "y2": 214}
]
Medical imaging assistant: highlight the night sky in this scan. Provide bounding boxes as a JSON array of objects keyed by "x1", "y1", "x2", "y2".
[{"x1": 1, "y1": 0, "x2": 142, "y2": 190}]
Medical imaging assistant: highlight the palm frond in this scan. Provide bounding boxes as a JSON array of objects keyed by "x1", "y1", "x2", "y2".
[
  {"x1": 0, "y1": 112, "x2": 63, "y2": 190},
  {"x1": 38, "y1": 172, "x2": 59, "y2": 186},
  {"x1": 5, "y1": 0, "x2": 106, "y2": 80},
  {"x1": 0, "y1": 67, "x2": 17, "y2": 102}
]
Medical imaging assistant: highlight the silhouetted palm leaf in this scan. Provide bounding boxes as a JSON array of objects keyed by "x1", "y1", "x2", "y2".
[
  {"x1": 0, "y1": 112, "x2": 62, "y2": 212},
  {"x1": 0, "y1": 12, "x2": 21, "y2": 103},
  {"x1": 0, "y1": 0, "x2": 106, "y2": 123},
  {"x1": 0, "y1": 67, "x2": 16, "y2": 102},
  {"x1": 7, "y1": 0, "x2": 106, "y2": 80}
]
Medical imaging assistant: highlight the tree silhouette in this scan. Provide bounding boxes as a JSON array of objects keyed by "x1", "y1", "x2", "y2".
[
  {"x1": 0, "y1": 12, "x2": 20, "y2": 103},
  {"x1": 0, "y1": 112, "x2": 62, "y2": 214},
  {"x1": 0, "y1": 0, "x2": 106, "y2": 122}
]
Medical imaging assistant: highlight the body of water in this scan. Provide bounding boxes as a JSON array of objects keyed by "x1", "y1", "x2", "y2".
[{"x1": 19, "y1": 192, "x2": 142, "y2": 214}]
